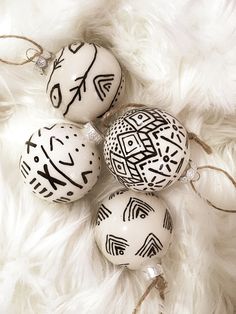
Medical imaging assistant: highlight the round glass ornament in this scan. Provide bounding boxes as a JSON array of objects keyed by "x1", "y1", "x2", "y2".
[
  {"x1": 46, "y1": 42, "x2": 125, "y2": 123},
  {"x1": 19, "y1": 123, "x2": 101, "y2": 203},
  {"x1": 95, "y1": 189, "x2": 173, "y2": 270},
  {"x1": 103, "y1": 107, "x2": 190, "y2": 192}
]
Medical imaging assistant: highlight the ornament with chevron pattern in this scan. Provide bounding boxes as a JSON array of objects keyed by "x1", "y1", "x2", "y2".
[{"x1": 95, "y1": 189, "x2": 173, "y2": 270}]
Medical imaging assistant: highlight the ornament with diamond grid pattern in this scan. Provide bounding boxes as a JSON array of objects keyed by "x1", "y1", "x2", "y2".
[{"x1": 103, "y1": 107, "x2": 191, "y2": 192}]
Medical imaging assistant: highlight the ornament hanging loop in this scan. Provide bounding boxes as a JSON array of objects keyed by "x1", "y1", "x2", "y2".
[
  {"x1": 132, "y1": 274, "x2": 167, "y2": 314},
  {"x1": 188, "y1": 132, "x2": 212, "y2": 154},
  {"x1": 190, "y1": 165, "x2": 236, "y2": 213},
  {"x1": 25, "y1": 48, "x2": 41, "y2": 62},
  {"x1": 0, "y1": 35, "x2": 43, "y2": 65},
  {"x1": 0, "y1": 35, "x2": 53, "y2": 74}
]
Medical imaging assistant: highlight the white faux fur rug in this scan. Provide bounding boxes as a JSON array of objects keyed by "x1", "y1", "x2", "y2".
[{"x1": 0, "y1": 0, "x2": 236, "y2": 313}]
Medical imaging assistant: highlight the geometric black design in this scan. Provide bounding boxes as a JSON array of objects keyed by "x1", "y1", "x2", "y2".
[
  {"x1": 20, "y1": 160, "x2": 31, "y2": 178},
  {"x1": 118, "y1": 132, "x2": 146, "y2": 157},
  {"x1": 41, "y1": 145, "x2": 83, "y2": 189},
  {"x1": 160, "y1": 135, "x2": 183, "y2": 151},
  {"x1": 110, "y1": 151, "x2": 132, "y2": 177},
  {"x1": 50, "y1": 136, "x2": 64, "y2": 151},
  {"x1": 135, "y1": 233, "x2": 163, "y2": 258},
  {"x1": 44, "y1": 191, "x2": 53, "y2": 198},
  {"x1": 20, "y1": 169, "x2": 27, "y2": 179},
  {"x1": 97, "y1": 72, "x2": 124, "y2": 119},
  {"x1": 118, "y1": 263, "x2": 130, "y2": 266},
  {"x1": 29, "y1": 178, "x2": 36, "y2": 185},
  {"x1": 81, "y1": 171, "x2": 92, "y2": 184},
  {"x1": 104, "y1": 108, "x2": 189, "y2": 192},
  {"x1": 53, "y1": 196, "x2": 71, "y2": 204},
  {"x1": 22, "y1": 161, "x2": 31, "y2": 171},
  {"x1": 59, "y1": 153, "x2": 74, "y2": 166},
  {"x1": 42, "y1": 124, "x2": 57, "y2": 131},
  {"x1": 111, "y1": 72, "x2": 124, "y2": 105},
  {"x1": 96, "y1": 204, "x2": 112, "y2": 225},
  {"x1": 60, "y1": 196, "x2": 71, "y2": 201},
  {"x1": 63, "y1": 44, "x2": 98, "y2": 117},
  {"x1": 37, "y1": 164, "x2": 66, "y2": 190},
  {"x1": 93, "y1": 74, "x2": 114, "y2": 101},
  {"x1": 125, "y1": 110, "x2": 156, "y2": 130},
  {"x1": 39, "y1": 187, "x2": 47, "y2": 194},
  {"x1": 25, "y1": 135, "x2": 37, "y2": 154},
  {"x1": 50, "y1": 83, "x2": 62, "y2": 108},
  {"x1": 123, "y1": 197, "x2": 154, "y2": 222},
  {"x1": 105, "y1": 234, "x2": 129, "y2": 256},
  {"x1": 163, "y1": 209, "x2": 173, "y2": 233},
  {"x1": 46, "y1": 48, "x2": 65, "y2": 93},
  {"x1": 34, "y1": 182, "x2": 41, "y2": 190},
  {"x1": 46, "y1": 48, "x2": 65, "y2": 92},
  {"x1": 176, "y1": 157, "x2": 184, "y2": 173},
  {"x1": 68, "y1": 42, "x2": 85, "y2": 54}
]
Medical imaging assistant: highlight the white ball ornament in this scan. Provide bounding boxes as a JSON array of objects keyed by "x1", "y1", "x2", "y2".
[
  {"x1": 103, "y1": 108, "x2": 190, "y2": 192},
  {"x1": 46, "y1": 42, "x2": 125, "y2": 123},
  {"x1": 95, "y1": 189, "x2": 173, "y2": 270},
  {"x1": 19, "y1": 123, "x2": 101, "y2": 203}
]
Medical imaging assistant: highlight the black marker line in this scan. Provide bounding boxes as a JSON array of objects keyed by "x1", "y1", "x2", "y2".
[
  {"x1": 160, "y1": 135, "x2": 183, "y2": 150},
  {"x1": 39, "y1": 188, "x2": 47, "y2": 194},
  {"x1": 41, "y1": 145, "x2": 83, "y2": 189},
  {"x1": 23, "y1": 161, "x2": 31, "y2": 171},
  {"x1": 34, "y1": 183, "x2": 41, "y2": 190}
]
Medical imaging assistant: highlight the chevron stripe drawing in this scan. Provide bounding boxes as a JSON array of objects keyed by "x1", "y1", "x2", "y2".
[{"x1": 93, "y1": 74, "x2": 115, "y2": 101}]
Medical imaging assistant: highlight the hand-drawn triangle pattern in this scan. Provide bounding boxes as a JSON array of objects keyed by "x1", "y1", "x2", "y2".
[
  {"x1": 163, "y1": 209, "x2": 173, "y2": 233},
  {"x1": 68, "y1": 42, "x2": 85, "y2": 54},
  {"x1": 105, "y1": 234, "x2": 129, "y2": 256},
  {"x1": 96, "y1": 204, "x2": 112, "y2": 225},
  {"x1": 123, "y1": 197, "x2": 155, "y2": 221},
  {"x1": 135, "y1": 233, "x2": 163, "y2": 258},
  {"x1": 93, "y1": 74, "x2": 115, "y2": 101}
]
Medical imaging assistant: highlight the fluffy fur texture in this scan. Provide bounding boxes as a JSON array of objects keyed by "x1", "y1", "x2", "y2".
[{"x1": 0, "y1": 0, "x2": 236, "y2": 313}]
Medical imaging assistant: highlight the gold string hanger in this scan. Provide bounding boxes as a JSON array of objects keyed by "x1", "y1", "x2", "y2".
[
  {"x1": 133, "y1": 274, "x2": 167, "y2": 314},
  {"x1": 100, "y1": 102, "x2": 236, "y2": 213},
  {"x1": 0, "y1": 35, "x2": 54, "y2": 74},
  {"x1": 189, "y1": 165, "x2": 236, "y2": 213},
  {"x1": 0, "y1": 35, "x2": 44, "y2": 65}
]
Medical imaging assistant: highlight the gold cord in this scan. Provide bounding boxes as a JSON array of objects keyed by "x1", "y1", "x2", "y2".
[
  {"x1": 190, "y1": 165, "x2": 236, "y2": 213},
  {"x1": 132, "y1": 275, "x2": 167, "y2": 314},
  {"x1": 188, "y1": 132, "x2": 212, "y2": 154},
  {"x1": 0, "y1": 35, "x2": 44, "y2": 65}
]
